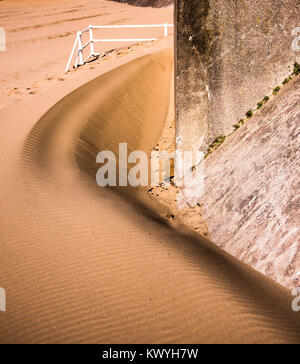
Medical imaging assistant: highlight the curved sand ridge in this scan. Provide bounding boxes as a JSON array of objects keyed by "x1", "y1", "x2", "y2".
[{"x1": 1, "y1": 49, "x2": 300, "y2": 343}]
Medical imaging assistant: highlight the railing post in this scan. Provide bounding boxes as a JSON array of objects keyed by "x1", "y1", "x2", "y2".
[
  {"x1": 164, "y1": 23, "x2": 168, "y2": 37},
  {"x1": 89, "y1": 25, "x2": 95, "y2": 57},
  {"x1": 65, "y1": 33, "x2": 79, "y2": 73},
  {"x1": 77, "y1": 31, "x2": 84, "y2": 66}
]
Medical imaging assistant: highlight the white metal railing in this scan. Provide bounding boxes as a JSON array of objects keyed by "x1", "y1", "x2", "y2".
[{"x1": 65, "y1": 23, "x2": 174, "y2": 72}]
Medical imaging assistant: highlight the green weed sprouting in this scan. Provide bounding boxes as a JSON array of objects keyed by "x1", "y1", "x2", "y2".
[
  {"x1": 246, "y1": 110, "x2": 253, "y2": 118},
  {"x1": 205, "y1": 135, "x2": 226, "y2": 158},
  {"x1": 283, "y1": 76, "x2": 292, "y2": 85},
  {"x1": 257, "y1": 101, "x2": 264, "y2": 109},
  {"x1": 293, "y1": 62, "x2": 300, "y2": 75},
  {"x1": 213, "y1": 135, "x2": 226, "y2": 145}
]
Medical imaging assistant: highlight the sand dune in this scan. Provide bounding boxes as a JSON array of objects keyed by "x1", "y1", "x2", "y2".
[{"x1": 0, "y1": 44, "x2": 300, "y2": 343}]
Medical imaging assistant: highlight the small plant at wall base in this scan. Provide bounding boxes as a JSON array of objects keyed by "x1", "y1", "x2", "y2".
[
  {"x1": 213, "y1": 135, "x2": 226, "y2": 145},
  {"x1": 246, "y1": 110, "x2": 253, "y2": 118},
  {"x1": 205, "y1": 135, "x2": 226, "y2": 158},
  {"x1": 293, "y1": 62, "x2": 300, "y2": 75},
  {"x1": 273, "y1": 86, "x2": 281, "y2": 95},
  {"x1": 257, "y1": 101, "x2": 264, "y2": 109},
  {"x1": 283, "y1": 76, "x2": 292, "y2": 85}
]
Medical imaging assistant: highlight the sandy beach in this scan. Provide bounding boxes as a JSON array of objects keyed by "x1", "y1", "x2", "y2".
[{"x1": 0, "y1": 0, "x2": 300, "y2": 344}]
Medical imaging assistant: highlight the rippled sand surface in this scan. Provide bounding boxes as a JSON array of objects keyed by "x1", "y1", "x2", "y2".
[{"x1": 0, "y1": 46, "x2": 300, "y2": 343}]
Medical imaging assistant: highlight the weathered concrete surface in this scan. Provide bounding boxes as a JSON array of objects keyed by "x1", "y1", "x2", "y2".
[
  {"x1": 200, "y1": 77, "x2": 300, "y2": 290},
  {"x1": 176, "y1": 0, "x2": 300, "y2": 152},
  {"x1": 111, "y1": 0, "x2": 173, "y2": 7}
]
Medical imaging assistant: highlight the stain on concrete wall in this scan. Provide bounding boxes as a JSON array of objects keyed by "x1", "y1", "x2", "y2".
[
  {"x1": 176, "y1": 0, "x2": 213, "y2": 152},
  {"x1": 200, "y1": 77, "x2": 300, "y2": 290},
  {"x1": 176, "y1": 0, "x2": 300, "y2": 151}
]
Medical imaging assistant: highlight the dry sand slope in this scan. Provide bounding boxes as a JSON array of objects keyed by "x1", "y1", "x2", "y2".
[{"x1": 1, "y1": 45, "x2": 300, "y2": 343}]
